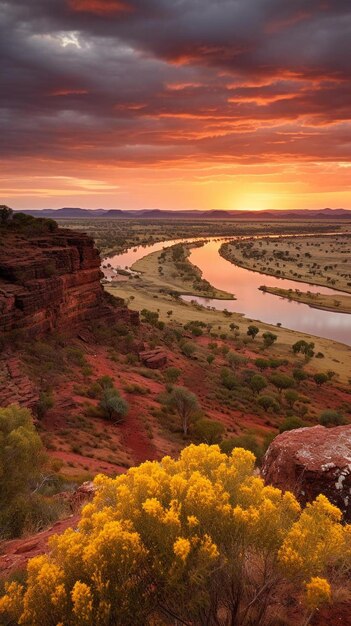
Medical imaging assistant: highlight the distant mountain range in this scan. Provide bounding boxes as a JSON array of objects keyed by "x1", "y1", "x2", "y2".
[{"x1": 14, "y1": 207, "x2": 351, "y2": 220}]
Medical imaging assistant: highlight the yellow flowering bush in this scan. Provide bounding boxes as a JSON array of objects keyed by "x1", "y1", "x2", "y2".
[
  {"x1": 0, "y1": 444, "x2": 350, "y2": 625},
  {"x1": 305, "y1": 577, "x2": 331, "y2": 611}
]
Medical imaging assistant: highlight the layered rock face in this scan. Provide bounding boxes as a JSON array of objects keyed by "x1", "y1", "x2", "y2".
[
  {"x1": 0, "y1": 228, "x2": 138, "y2": 335},
  {"x1": 262, "y1": 425, "x2": 351, "y2": 520}
]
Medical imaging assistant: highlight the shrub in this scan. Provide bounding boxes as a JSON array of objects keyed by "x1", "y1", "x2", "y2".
[
  {"x1": 250, "y1": 374, "x2": 267, "y2": 395},
  {"x1": 2, "y1": 445, "x2": 348, "y2": 626},
  {"x1": 193, "y1": 418, "x2": 225, "y2": 444},
  {"x1": 314, "y1": 373, "x2": 328, "y2": 386},
  {"x1": 257, "y1": 395, "x2": 280, "y2": 413},
  {"x1": 279, "y1": 417, "x2": 305, "y2": 433},
  {"x1": 255, "y1": 358, "x2": 269, "y2": 371},
  {"x1": 98, "y1": 388, "x2": 128, "y2": 423},
  {"x1": 220, "y1": 368, "x2": 238, "y2": 391},
  {"x1": 141, "y1": 309, "x2": 160, "y2": 327},
  {"x1": 319, "y1": 410, "x2": 346, "y2": 427},
  {"x1": 293, "y1": 368, "x2": 309, "y2": 384},
  {"x1": 220, "y1": 434, "x2": 263, "y2": 460},
  {"x1": 164, "y1": 367, "x2": 181, "y2": 384},
  {"x1": 66, "y1": 346, "x2": 87, "y2": 368},
  {"x1": 227, "y1": 352, "x2": 248, "y2": 369},
  {"x1": 0, "y1": 405, "x2": 47, "y2": 538},
  {"x1": 270, "y1": 373, "x2": 295, "y2": 396},
  {"x1": 181, "y1": 342, "x2": 196, "y2": 358},
  {"x1": 36, "y1": 391, "x2": 54, "y2": 419}
]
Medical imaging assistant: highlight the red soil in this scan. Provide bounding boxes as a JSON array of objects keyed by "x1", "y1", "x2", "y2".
[{"x1": 0, "y1": 515, "x2": 80, "y2": 579}]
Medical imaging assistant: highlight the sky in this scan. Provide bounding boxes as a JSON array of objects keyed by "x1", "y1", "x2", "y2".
[{"x1": 1, "y1": 0, "x2": 351, "y2": 211}]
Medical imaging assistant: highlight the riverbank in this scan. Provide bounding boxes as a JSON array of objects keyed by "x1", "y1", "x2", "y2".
[
  {"x1": 220, "y1": 234, "x2": 351, "y2": 296},
  {"x1": 107, "y1": 278, "x2": 351, "y2": 384},
  {"x1": 132, "y1": 241, "x2": 234, "y2": 300},
  {"x1": 260, "y1": 286, "x2": 351, "y2": 315}
]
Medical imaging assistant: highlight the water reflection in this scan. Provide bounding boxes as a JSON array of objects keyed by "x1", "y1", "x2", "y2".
[
  {"x1": 184, "y1": 240, "x2": 351, "y2": 346},
  {"x1": 106, "y1": 236, "x2": 351, "y2": 346}
]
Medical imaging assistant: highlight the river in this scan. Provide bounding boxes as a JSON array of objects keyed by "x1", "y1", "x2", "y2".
[{"x1": 106, "y1": 236, "x2": 351, "y2": 346}]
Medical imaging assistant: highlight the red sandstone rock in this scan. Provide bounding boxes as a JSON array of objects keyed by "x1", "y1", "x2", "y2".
[
  {"x1": 53, "y1": 481, "x2": 97, "y2": 513},
  {"x1": 0, "y1": 227, "x2": 139, "y2": 336},
  {"x1": 261, "y1": 425, "x2": 351, "y2": 520},
  {"x1": 139, "y1": 348, "x2": 167, "y2": 369}
]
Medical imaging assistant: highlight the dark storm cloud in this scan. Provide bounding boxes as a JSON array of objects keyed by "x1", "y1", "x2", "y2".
[{"x1": 1, "y1": 0, "x2": 351, "y2": 166}]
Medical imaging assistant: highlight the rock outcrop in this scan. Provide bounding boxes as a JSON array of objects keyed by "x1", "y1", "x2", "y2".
[
  {"x1": 139, "y1": 348, "x2": 167, "y2": 369},
  {"x1": 262, "y1": 425, "x2": 351, "y2": 520},
  {"x1": 0, "y1": 227, "x2": 138, "y2": 336},
  {"x1": 0, "y1": 357, "x2": 38, "y2": 409}
]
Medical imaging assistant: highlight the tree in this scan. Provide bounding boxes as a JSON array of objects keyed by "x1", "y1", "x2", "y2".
[
  {"x1": 193, "y1": 418, "x2": 225, "y2": 444},
  {"x1": 99, "y1": 388, "x2": 128, "y2": 422},
  {"x1": 1, "y1": 445, "x2": 349, "y2": 626},
  {"x1": 314, "y1": 373, "x2": 328, "y2": 387},
  {"x1": 168, "y1": 386, "x2": 199, "y2": 435},
  {"x1": 292, "y1": 340, "x2": 315, "y2": 360},
  {"x1": 250, "y1": 374, "x2": 267, "y2": 395},
  {"x1": 285, "y1": 389, "x2": 299, "y2": 408},
  {"x1": 247, "y1": 325, "x2": 259, "y2": 340},
  {"x1": 270, "y1": 373, "x2": 295, "y2": 397},
  {"x1": 258, "y1": 395, "x2": 280, "y2": 412},
  {"x1": 262, "y1": 331, "x2": 277, "y2": 348},
  {"x1": 0, "y1": 405, "x2": 46, "y2": 537},
  {"x1": 0, "y1": 205, "x2": 13, "y2": 225}
]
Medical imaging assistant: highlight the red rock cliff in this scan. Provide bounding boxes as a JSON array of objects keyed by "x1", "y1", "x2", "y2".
[{"x1": 0, "y1": 226, "x2": 138, "y2": 335}]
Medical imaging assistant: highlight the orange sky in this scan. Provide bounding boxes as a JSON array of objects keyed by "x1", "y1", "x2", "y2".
[{"x1": 1, "y1": 0, "x2": 351, "y2": 210}]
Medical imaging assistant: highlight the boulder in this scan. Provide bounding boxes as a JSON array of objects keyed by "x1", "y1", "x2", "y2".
[
  {"x1": 261, "y1": 425, "x2": 351, "y2": 520},
  {"x1": 139, "y1": 348, "x2": 167, "y2": 369}
]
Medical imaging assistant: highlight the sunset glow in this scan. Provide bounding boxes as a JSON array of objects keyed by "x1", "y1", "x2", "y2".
[{"x1": 1, "y1": 0, "x2": 351, "y2": 210}]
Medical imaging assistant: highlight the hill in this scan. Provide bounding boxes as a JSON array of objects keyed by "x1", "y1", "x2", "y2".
[{"x1": 15, "y1": 207, "x2": 351, "y2": 220}]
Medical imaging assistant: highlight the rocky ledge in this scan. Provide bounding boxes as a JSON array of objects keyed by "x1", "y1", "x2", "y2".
[
  {"x1": 0, "y1": 226, "x2": 138, "y2": 336},
  {"x1": 262, "y1": 425, "x2": 351, "y2": 521}
]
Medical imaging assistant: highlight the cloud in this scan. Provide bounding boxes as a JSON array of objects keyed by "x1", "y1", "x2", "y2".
[
  {"x1": 68, "y1": 0, "x2": 134, "y2": 15},
  {"x1": 1, "y1": 0, "x2": 351, "y2": 208}
]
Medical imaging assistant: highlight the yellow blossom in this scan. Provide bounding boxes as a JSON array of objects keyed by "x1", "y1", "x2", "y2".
[
  {"x1": 173, "y1": 537, "x2": 191, "y2": 561},
  {"x1": 305, "y1": 577, "x2": 331, "y2": 610}
]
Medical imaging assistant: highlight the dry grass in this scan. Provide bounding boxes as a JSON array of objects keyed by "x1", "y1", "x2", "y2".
[
  {"x1": 221, "y1": 233, "x2": 351, "y2": 294},
  {"x1": 260, "y1": 286, "x2": 351, "y2": 314},
  {"x1": 107, "y1": 270, "x2": 351, "y2": 385},
  {"x1": 132, "y1": 243, "x2": 233, "y2": 299}
]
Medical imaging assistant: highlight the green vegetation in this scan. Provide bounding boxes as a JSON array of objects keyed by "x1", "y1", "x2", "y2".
[
  {"x1": 0, "y1": 405, "x2": 60, "y2": 539},
  {"x1": 319, "y1": 410, "x2": 346, "y2": 427},
  {"x1": 220, "y1": 232, "x2": 351, "y2": 313},
  {"x1": 99, "y1": 388, "x2": 129, "y2": 423},
  {"x1": 0, "y1": 206, "x2": 57, "y2": 234},
  {"x1": 168, "y1": 386, "x2": 200, "y2": 436}
]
